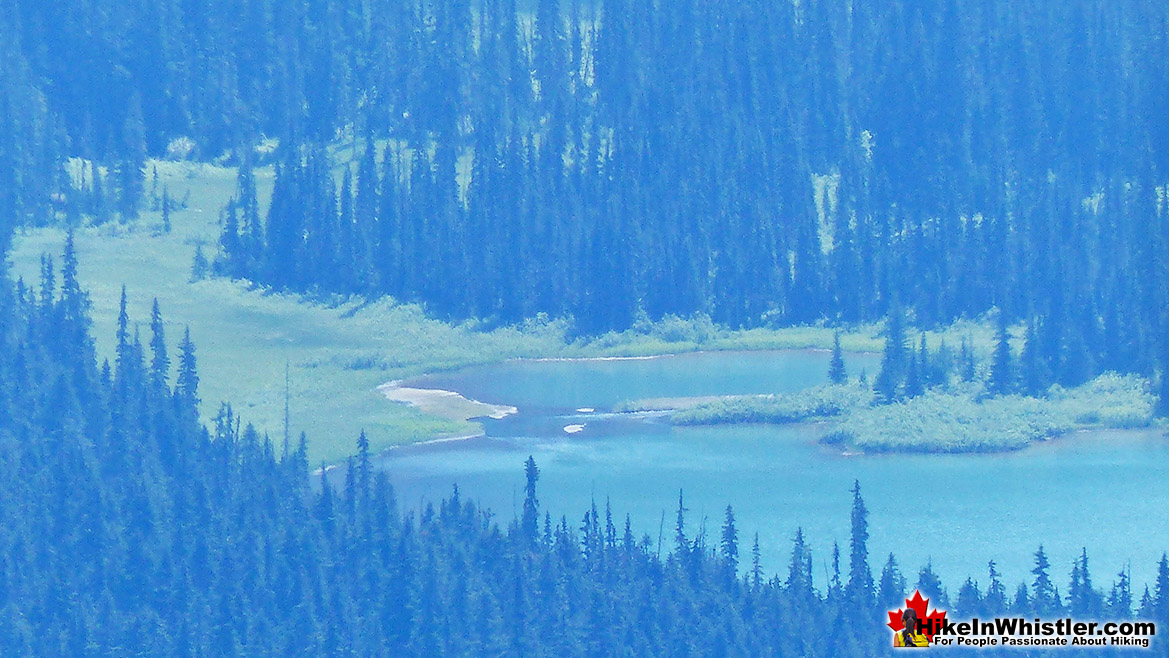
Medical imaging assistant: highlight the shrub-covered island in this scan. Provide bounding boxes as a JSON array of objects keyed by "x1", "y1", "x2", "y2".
[{"x1": 623, "y1": 373, "x2": 1156, "y2": 454}]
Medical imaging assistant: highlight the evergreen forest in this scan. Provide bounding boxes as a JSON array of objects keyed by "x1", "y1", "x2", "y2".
[
  {"x1": 0, "y1": 247, "x2": 1164, "y2": 654},
  {"x1": 4, "y1": 0, "x2": 1168, "y2": 395},
  {"x1": 1, "y1": 0, "x2": 1168, "y2": 654}
]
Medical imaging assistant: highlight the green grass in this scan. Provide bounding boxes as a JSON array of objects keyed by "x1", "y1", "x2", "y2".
[
  {"x1": 7, "y1": 158, "x2": 1054, "y2": 463},
  {"x1": 582, "y1": 314, "x2": 1006, "y2": 359},
  {"x1": 627, "y1": 371, "x2": 1156, "y2": 454},
  {"x1": 667, "y1": 383, "x2": 874, "y2": 425},
  {"x1": 11, "y1": 161, "x2": 573, "y2": 464},
  {"x1": 829, "y1": 374, "x2": 1156, "y2": 453},
  {"x1": 6, "y1": 159, "x2": 925, "y2": 464}
]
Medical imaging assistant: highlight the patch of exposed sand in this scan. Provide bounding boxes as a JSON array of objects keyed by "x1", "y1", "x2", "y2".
[{"x1": 377, "y1": 381, "x2": 517, "y2": 422}]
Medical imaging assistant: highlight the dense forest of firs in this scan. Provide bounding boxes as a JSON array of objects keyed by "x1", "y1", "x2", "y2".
[
  {"x1": 4, "y1": 0, "x2": 1169, "y2": 401},
  {"x1": 0, "y1": 240, "x2": 1164, "y2": 655},
  {"x1": 2, "y1": 1, "x2": 1169, "y2": 653}
]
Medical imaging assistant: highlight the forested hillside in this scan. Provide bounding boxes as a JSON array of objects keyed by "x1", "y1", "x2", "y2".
[
  {"x1": 205, "y1": 0, "x2": 1169, "y2": 335},
  {"x1": 0, "y1": 244, "x2": 1163, "y2": 655},
  {"x1": 193, "y1": 0, "x2": 1169, "y2": 406},
  {"x1": 4, "y1": 1, "x2": 1169, "y2": 387}
]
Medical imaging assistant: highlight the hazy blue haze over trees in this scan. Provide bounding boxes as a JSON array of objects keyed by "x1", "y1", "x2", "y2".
[
  {"x1": 192, "y1": 0, "x2": 1169, "y2": 407},
  {"x1": 0, "y1": 241, "x2": 1154, "y2": 654},
  {"x1": 3, "y1": 0, "x2": 1168, "y2": 398},
  {"x1": 1, "y1": 0, "x2": 1169, "y2": 654},
  {"x1": 0, "y1": 241, "x2": 1158, "y2": 654}
]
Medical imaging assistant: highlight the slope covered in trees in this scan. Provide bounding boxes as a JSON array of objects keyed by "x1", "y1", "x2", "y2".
[
  {"x1": 211, "y1": 0, "x2": 1169, "y2": 330},
  {"x1": 3, "y1": 244, "x2": 1163, "y2": 655},
  {"x1": 201, "y1": 0, "x2": 1167, "y2": 405},
  {"x1": 3, "y1": 0, "x2": 1168, "y2": 397}
]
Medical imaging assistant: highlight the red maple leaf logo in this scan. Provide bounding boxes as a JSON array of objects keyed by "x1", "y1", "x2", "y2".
[{"x1": 887, "y1": 590, "x2": 948, "y2": 643}]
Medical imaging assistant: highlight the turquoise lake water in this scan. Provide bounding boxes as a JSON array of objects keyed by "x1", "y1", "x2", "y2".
[{"x1": 377, "y1": 350, "x2": 1169, "y2": 596}]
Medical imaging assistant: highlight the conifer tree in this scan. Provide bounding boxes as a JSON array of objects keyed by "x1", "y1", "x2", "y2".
[
  {"x1": 989, "y1": 309, "x2": 1014, "y2": 395},
  {"x1": 904, "y1": 350, "x2": 924, "y2": 398},
  {"x1": 878, "y1": 554, "x2": 906, "y2": 610},
  {"x1": 1031, "y1": 546, "x2": 1060, "y2": 615},
  {"x1": 874, "y1": 304, "x2": 908, "y2": 403},
  {"x1": 149, "y1": 298, "x2": 169, "y2": 390},
  {"x1": 674, "y1": 489, "x2": 688, "y2": 560},
  {"x1": 787, "y1": 528, "x2": 813, "y2": 599},
  {"x1": 1140, "y1": 586, "x2": 1155, "y2": 619},
  {"x1": 357, "y1": 430, "x2": 371, "y2": 510},
  {"x1": 176, "y1": 326, "x2": 199, "y2": 413},
  {"x1": 829, "y1": 541, "x2": 843, "y2": 601},
  {"x1": 750, "y1": 533, "x2": 762, "y2": 592},
  {"x1": 1109, "y1": 568, "x2": 1133, "y2": 617},
  {"x1": 846, "y1": 480, "x2": 873, "y2": 607},
  {"x1": 219, "y1": 201, "x2": 242, "y2": 276},
  {"x1": 191, "y1": 243, "x2": 209, "y2": 281},
  {"x1": 955, "y1": 578, "x2": 982, "y2": 617},
  {"x1": 161, "y1": 185, "x2": 172, "y2": 233},
  {"x1": 1012, "y1": 583, "x2": 1031, "y2": 614},
  {"x1": 959, "y1": 336, "x2": 976, "y2": 382},
  {"x1": 918, "y1": 333, "x2": 935, "y2": 385},
  {"x1": 59, "y1": 228, "x2": 91, "y2": 356},
  {"x1": 115, "y1": 285, "x2": 130, "y2": 375},
  {"x1": 916, "y1": 562, "x2": 948, "y2": 607},
  {"x1": 1069, "y1": 548, "x2": 1102, "y2": 618},
  {"x1": 237, "y1": 159, "x2": 262, "y2": 262},
  {"x1": 985, "y1": 561, "x2": 1008, "y2": 614},
  {"x1": 1154, "y1": 554, "x2": 1169, "y2": 623},
  {"x1": 828, "y1": 331, "x2": 847, "y2": 384},
  {"x1": 116, "y1": 94, "x2": 147, "y2": 219},
  {"x1": 522, "y1": 456, "x2": 540, "y2": 545},
  {"x1": 720, "y1": 505, "x2": 738, "y2": 576}
]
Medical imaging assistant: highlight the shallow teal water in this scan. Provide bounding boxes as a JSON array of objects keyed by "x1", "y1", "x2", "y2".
[{"x1": 378, "y1": 350, "x2": 1169, "y2": 596}]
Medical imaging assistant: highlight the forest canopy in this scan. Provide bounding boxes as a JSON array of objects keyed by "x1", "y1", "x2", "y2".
[{"x1": 0, "y1": 250, "x2": 1163, "y2": 654}]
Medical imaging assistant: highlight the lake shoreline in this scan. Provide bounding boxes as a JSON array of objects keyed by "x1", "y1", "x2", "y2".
[
  {"x1": 376, "y1": 352, "x2": 1163, "y2": 458},
  {"x1": 615, "y1": 375, "x2": 1162, "y2": 455}
]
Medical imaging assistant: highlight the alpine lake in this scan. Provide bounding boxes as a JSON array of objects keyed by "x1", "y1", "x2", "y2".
[{"x1": 376, "y1": 350, "x2": 1169, "y2": 593}]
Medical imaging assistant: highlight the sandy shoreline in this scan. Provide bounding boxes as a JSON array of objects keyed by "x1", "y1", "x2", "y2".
[{"x1": 377, "y1": 381, "x2": 517, "y2": 421}]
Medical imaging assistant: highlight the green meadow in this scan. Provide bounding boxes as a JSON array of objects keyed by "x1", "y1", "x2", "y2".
[
  {"x1": 10, "y1": 161, "x2": 564, "y2": 464},
  {"x1": 9, "y1": 159, "x2": 1072, "y2": 463},
  {"x1": 2, "y1": 160, "x2": 906, "y2": 463}
]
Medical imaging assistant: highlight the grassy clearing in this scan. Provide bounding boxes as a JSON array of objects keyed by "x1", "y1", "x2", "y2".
[
  {"x1": 8, "y1": 156, "x2": 1065, "y2": 463},
  {"x1": 10, "y1": 161, "x2": 577, "y2": 464},
  {"x1": 667, "y1": 383, "x2": 875, "y2": 425},
  {"x1": 18, "y1": 159, "x2": 986, "y2": 464}
]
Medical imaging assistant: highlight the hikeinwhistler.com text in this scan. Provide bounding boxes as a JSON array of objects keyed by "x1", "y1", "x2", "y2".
[{"x1": 921, "y1": 617, "x2": 1155, "y2": 649}]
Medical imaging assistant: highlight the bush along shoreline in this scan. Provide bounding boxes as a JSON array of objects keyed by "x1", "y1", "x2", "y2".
[
  {"x1": 621, "y1": 373, "x2": 1157, "y2": 454},
  {"x1": 643, "y1": 315, "x2": 1163, "y2": 454}
]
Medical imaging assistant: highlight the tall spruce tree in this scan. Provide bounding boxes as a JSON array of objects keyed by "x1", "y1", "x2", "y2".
[
  {"x1": 720, "y1": 505, "x2": 738, "y2": 576},
  {"x1": 989, "y1": 309, "x2": 1014, "y2": 395},
  {"x1": 522, "y1": 455, "x2": 540, "y2": 545},
  {"x1": 874, "y1": 303, "x2": 908, "y2": 403},
  {"x1": 828, "y1": 331, "x2": 847, "y2": 384},
  {"x1": 846, "y1": 481, "x2": 873, "y2": 607}
]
